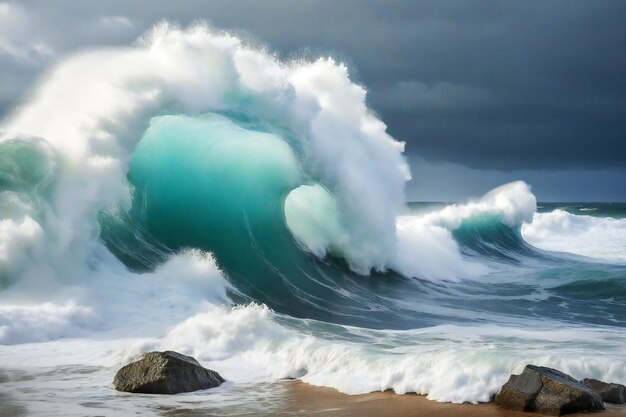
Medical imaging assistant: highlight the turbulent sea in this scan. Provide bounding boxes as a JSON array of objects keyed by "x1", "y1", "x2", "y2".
[{"x1": 0, "y1": 24, "x2": 625, "y2": 416}]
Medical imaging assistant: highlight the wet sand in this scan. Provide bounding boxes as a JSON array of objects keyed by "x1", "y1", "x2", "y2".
[{"x1": 275, "y1": 380, "x2": 626, "y2": 417}]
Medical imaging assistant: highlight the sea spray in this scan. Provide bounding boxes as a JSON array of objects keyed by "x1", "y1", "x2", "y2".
[{"x1": 1, "y1": 22, "x2": 409, "y2": 280}]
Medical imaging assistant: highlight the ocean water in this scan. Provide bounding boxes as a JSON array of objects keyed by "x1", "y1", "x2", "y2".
[{"x1": 0, "y1": 24, "x2": 625, "y2": 416}]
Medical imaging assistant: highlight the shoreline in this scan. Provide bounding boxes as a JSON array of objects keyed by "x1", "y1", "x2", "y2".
[
  {"x1": 2, "y1": 371, "x2": 625, "y2": 416},
  {"x1": 271, "y1": 380, "x2": 626, "y2": 417}
]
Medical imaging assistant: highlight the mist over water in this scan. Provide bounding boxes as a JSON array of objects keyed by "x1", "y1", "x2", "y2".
[{"x1": 0, "y1": 23, "x2": 625, "y2": 415}]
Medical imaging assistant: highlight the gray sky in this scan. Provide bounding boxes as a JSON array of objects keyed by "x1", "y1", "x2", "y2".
[{"x1": 1, "y1": 0, "x2": 625, "y2": 201}]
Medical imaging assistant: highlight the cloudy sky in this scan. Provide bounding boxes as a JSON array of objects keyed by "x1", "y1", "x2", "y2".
[{"x1": 1, "y1": 0, "x2": 625, "y2": 201}]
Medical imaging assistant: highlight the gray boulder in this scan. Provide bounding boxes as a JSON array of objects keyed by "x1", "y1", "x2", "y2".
[
  {"x1": 113, "y1": 351, "x2": 224, "y2": 394},
  {"x1": 583, "y1": 378, "x2": 626, "y2": 404},
  {"x1": 495, "y1": 365, "x2": 604, "y2": 415}
]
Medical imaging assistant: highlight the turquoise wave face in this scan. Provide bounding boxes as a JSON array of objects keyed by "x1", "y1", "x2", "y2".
[
  {"x1": 452, "y1": 214, "x2": 547, "y2": 262},
  {"x1": 94, "y1": 113, "x2": 626, "y2": 331},
  {"x1": 104, "y1": 113, "x2": 425, "y2": 326},
  {"x1": 121, "y1": 113, "x2": 366, "y2": 321},
  {"x1": 128, "y1": 113, "x2": 301, "y2": 258}
]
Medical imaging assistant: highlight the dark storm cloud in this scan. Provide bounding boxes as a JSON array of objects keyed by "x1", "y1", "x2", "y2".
[{"x1": 2, "y1": 0, "x2": 625, "y2": 172}]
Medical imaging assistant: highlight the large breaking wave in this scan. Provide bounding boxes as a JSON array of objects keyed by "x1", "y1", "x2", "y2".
[{"x1": 1, "y1": 23, "x2": 625, "y2": 410}]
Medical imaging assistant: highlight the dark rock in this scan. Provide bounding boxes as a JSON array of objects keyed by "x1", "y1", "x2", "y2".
[
  {"x1": 113, "y1": 351, "x2": 224, "y2": 394},
  {"x1": 583, "y1": 378, "x2": 626, "y2": 404},
  {"x1": 495, "y1": 365, "x2": 604, "y2": 415}
]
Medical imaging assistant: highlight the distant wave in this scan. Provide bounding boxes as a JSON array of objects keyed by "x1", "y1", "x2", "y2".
[{"x1": 523, "y1": 209, "x2": 626, "y2": 262}]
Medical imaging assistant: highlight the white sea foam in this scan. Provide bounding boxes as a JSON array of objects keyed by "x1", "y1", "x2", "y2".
[
  {"x1": 0, "y1": 301, "x2": 95, "y2": 344},
  {"x1": 0, "y1": 216, "x2": 43, "y2": 282},
  {"x1": 151, "y1": 304, "x2": 626, "y2": 403},
  {"x1": 0, "y1": 248, "x2": 230, "y2": 344},
  {"x1": 2, "y1": 302, "x2": 623, "y2": 409},
  {"x1": 416, "y1": 181, "x2": 536, "y2": 230},
  {"x1": 4, "y1": 303, "x2": 621, "y2": 409},
  {"x1": 523, "y1": 209, "x2": 626, "y2": 262}
]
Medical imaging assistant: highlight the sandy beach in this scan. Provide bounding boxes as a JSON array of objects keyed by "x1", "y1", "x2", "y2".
[
  {"x1": 2, "y1": 368, "x2": 625, "y2": 416},
  {"x1": 154, "y1": 380, "x2": 626, "y2": 417},
  {"x1": 272, "y1": 381, "x2": 626, "y2": 417}
]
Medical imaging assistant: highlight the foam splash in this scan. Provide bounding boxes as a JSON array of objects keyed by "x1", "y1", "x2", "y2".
[
  {"x1": 0, "y1": 248, "x2": 231, "y2": 344},
  {"x1": 523, "y1": 209, "x2": 626, "y2": 262},
  {"x1": 142, "y1": 303, "x2": 626, "y2": 403},
  {"x1": 0, "y1": 216, "x2": 43, "y2": 284},
  {"x1": 1, "y1": 302, "x2": 624, "y2": 405},
  {"x1": 1, "y1": 22, "x2": 409, "y2": 280},
  {"x1": 417, "y1": 181, "x2": 536, "y2": 230},
  {"x1": 0, "y1": 301, "x2": 95, "y2": 344}
]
